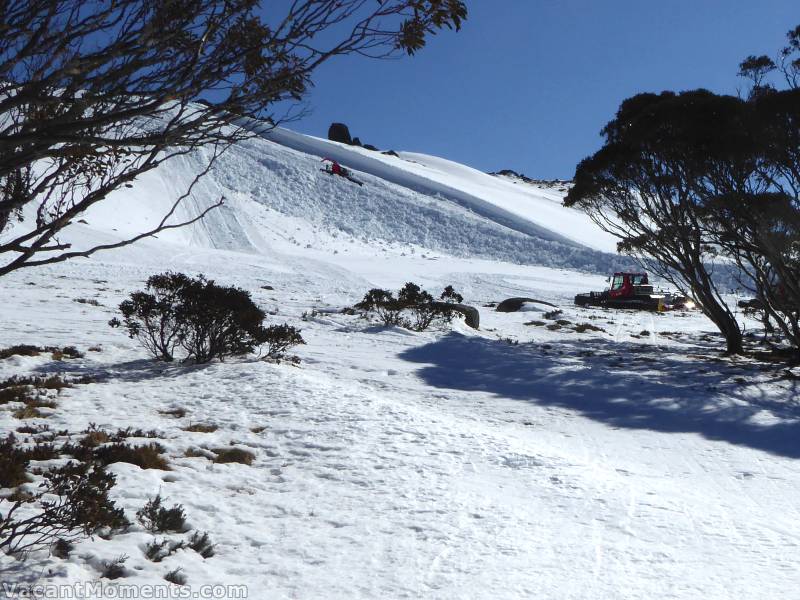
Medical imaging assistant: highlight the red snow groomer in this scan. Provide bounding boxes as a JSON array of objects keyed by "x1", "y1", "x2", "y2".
[{"x1": 574, "y1": 272, "x2": 670, "y2": 311}]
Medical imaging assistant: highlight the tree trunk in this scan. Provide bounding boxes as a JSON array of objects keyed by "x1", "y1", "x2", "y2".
[{"x1": 694, "y1": 288, "x2": 743, "y2": 354}]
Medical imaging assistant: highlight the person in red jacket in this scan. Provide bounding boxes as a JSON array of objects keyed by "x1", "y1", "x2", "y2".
[{"x1": 321, "y1": 158, "x2": 363, "y2": 186}]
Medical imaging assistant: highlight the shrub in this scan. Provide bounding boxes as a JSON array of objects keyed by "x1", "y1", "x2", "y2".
[
  {"x1": 46, "y1": 462, "x2": 130, "y2": 532},
  {"x1": 13, "y1": 405, "x2": 46, "y2": 419},
  {"x1": 164, "y1": 568, "x2": 187, "y2": 586},
  {"x1": 81, "y1": 428, "x2": 110, "y2": 448},
  {"x1": 144, "y1": 538, "x2": 186, "y2": 562},
  {"x1": 109, "y1": 427, "x2": 160, "y2": 440},
  {"x1": 440, "y1": 285, "x2": 464, "y2": 304},
  {"x1": 74, "y1": 298, "x2": 101, "y2": 306},
  {"x1": 0, "y1": 345, "x2": 83, "y2": 360},
  {"x1": 110, "y1": 272, "x2": 194, "y2": 361},
  {"x1": 136, "y1": 495, "x2": 187, "y2": 533},
  {"x1": 355, "y1": 288, "x2": 404, "y2": 326},
  {"x1": 259, "y1": 324, "x2": 305, "y2": 359},
  {"x1": 188, "y1": 531, "x2": 215, "y2": 558},
  {"x1": 112, "y1": 272, "x2": 294, "y2": 363},
  {"x1": 574, "y1": 323, "x2": 605, "y2": 333},
  {"x1": 0, "y1": 344, "x2": 42, "y2": 359},
  {"x1": 51, "y1": 346, "x2": 84, "y2": 360},
  {"x1": 100, "y1": 555, "x2": 128, "y2": 579},
  {"x1": 176, "y1": 276, "x2": 267, "y2": 363},
  {"x1": 543, "y1": 309, "x2": 563, "y2": 320},
  {"x1": 0, "y1": 374, "x2": 72, "y2": 406},
  {"x1": 0, "y1": 382, "x2": 30, "y2": 405},
  {"x1": 52, "y1": 538, "x2": 74, "y2": 559},
  {"x1": 23, "y1": 442, "x2": 59, "y2": 461},
  {"x1": 355, "y1": 283, "x2": 462, "y2": 331},
  {"x1": 144, "y1": 538, "x2": 170, "y2": 562},
  {"x1": 0, "y1": 434, "x2": 30, "y2": 487},
  {"x1": 16, "y1": 423, "x2": 50, "y2": 435},
  {"x1": 212, "y1": 447, "x2": 255, "y2": 465},
  {"x1": 0, "y1": 460, "x2": 129, "y2": 555},
  {"x1": 398, "y1": 283, "x2": 446, "y2": 331},
  {"x1": 94, "y1": 442, "x2": 170, "y2": 470},
  {"x1": 183, "y1": 423, "x2": 218, "y2": 433},
  {"x1": 159, "y1": 407, "x2": 187, "y2": 418}
]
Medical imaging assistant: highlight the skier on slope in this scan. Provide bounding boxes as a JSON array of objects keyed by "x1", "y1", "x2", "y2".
[{"x1": 321, "y1": 158, "x2": 363, "y2": 186}]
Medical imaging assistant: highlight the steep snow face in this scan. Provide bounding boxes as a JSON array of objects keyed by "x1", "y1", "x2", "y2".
[{"x1": 21, "y1": 122, "x2": 627, "y2": 274}]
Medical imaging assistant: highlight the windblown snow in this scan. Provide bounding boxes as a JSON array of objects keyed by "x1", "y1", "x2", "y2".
[{"x1": 1, "y1": 123, "x2": 799, "y2": 600}]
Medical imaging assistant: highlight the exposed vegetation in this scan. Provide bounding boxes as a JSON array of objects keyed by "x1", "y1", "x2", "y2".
[
  {"x1": 355, "y1": 282, "x2": 465, "y2": 331},
  {"x1": 212, "y1": 448, "x2": 256, "y2": 465},
  {"x1": 136, "y1": 495, "x2": 187, "y2": 534},
  {"x1": 0, "y1": 456, "x2": 129, "y2": 556},
  {"x1": 111, "y1": 272, "x2": 303, "y2": 363}
]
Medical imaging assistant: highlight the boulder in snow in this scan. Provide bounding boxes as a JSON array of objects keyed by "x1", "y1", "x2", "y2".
[
  {"x1": 496, "y1": 297, "x2": 557, "y2": 313},
  {"x1": 328, "y1": 123, "x2": 353, "y2": 145}
]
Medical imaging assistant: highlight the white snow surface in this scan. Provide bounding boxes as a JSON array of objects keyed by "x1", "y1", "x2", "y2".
[{"x1": 1, "y1": 125, "x2": 799, "y2": 599}]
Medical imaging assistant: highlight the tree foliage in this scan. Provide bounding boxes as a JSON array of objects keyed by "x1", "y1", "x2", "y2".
[
  {"x1": 0, "y1": 0, "x2": 467, "y2": 276},
  {"x1": 566, "y1": 24, "x2": 800, "y2": 356}
]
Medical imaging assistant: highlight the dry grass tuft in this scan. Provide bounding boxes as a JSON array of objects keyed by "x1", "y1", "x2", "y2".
[
  {"x1": 212, "y1": 447, "x2": 255, "y2": 465},
  {"x1": 183, "y1": 423, "x2": 218, "y2": 433}
]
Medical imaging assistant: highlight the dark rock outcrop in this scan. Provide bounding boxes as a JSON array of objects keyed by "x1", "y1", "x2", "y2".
[
  {"x1": 328, "y1": 123, "x2": 353, "y2": 145},
  {"x1": 488, "y1": 169, "x2": 573, "y2": 189},
  {"x1": 328, "y1": 123, "x2": 381, "y2": 152}
]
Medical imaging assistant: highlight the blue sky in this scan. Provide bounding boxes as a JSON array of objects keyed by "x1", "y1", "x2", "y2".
[{"x1": 282, "y1": 1, "x2": 797, "y2": 179}]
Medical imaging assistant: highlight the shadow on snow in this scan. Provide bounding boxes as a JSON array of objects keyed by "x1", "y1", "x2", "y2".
[{"x1": 399, "y1": 332, "x2": 800, "y2": 459}]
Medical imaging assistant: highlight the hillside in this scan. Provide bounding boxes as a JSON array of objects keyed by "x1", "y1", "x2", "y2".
[
  {"x1": 2, "y1": 125, "x2": 799, "y2": 600},
  {"x1": 54, "y1": 120, "x2": 626, "y2": 276}
]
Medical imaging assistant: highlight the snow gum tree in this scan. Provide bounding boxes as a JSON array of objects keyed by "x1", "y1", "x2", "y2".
[
  {"x1": 565, "y1": 90, "x2": 749, "y2": 354},
  {"x1": 566, "y1": 24, "x2": 800, "y2": 356}
]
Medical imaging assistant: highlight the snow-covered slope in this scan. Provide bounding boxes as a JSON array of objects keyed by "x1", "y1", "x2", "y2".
[
  {"x1": 47, "y1": 121, "x2": 627, "y2": 275},
  {"x1": 3, "y1": 124, "x2": 799, "y2": 600}
]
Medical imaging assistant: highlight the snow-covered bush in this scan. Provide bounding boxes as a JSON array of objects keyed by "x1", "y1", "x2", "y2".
[
  {"x1": 355, "y1": 282, "x2": 462, "y2": 331},
  {"x1": 111, "y1": 272, "x2": 304, "y2": 363}
]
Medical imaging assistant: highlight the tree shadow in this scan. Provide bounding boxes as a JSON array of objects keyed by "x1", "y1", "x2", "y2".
[
  {"x1": 32, "y1": 357, "x2": 215, "y2": 384},
  {"x1": 399, "y1": 332, "x2": 800, "y2": 459}
]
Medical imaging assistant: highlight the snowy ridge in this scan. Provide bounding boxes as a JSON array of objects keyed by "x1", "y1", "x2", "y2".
[
  {"x1": 250, "y1": 122, "x2": 617, "y2": 253},
  {"x1": 41, "y1": 120, "x2": 628, "y2": 274}
]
